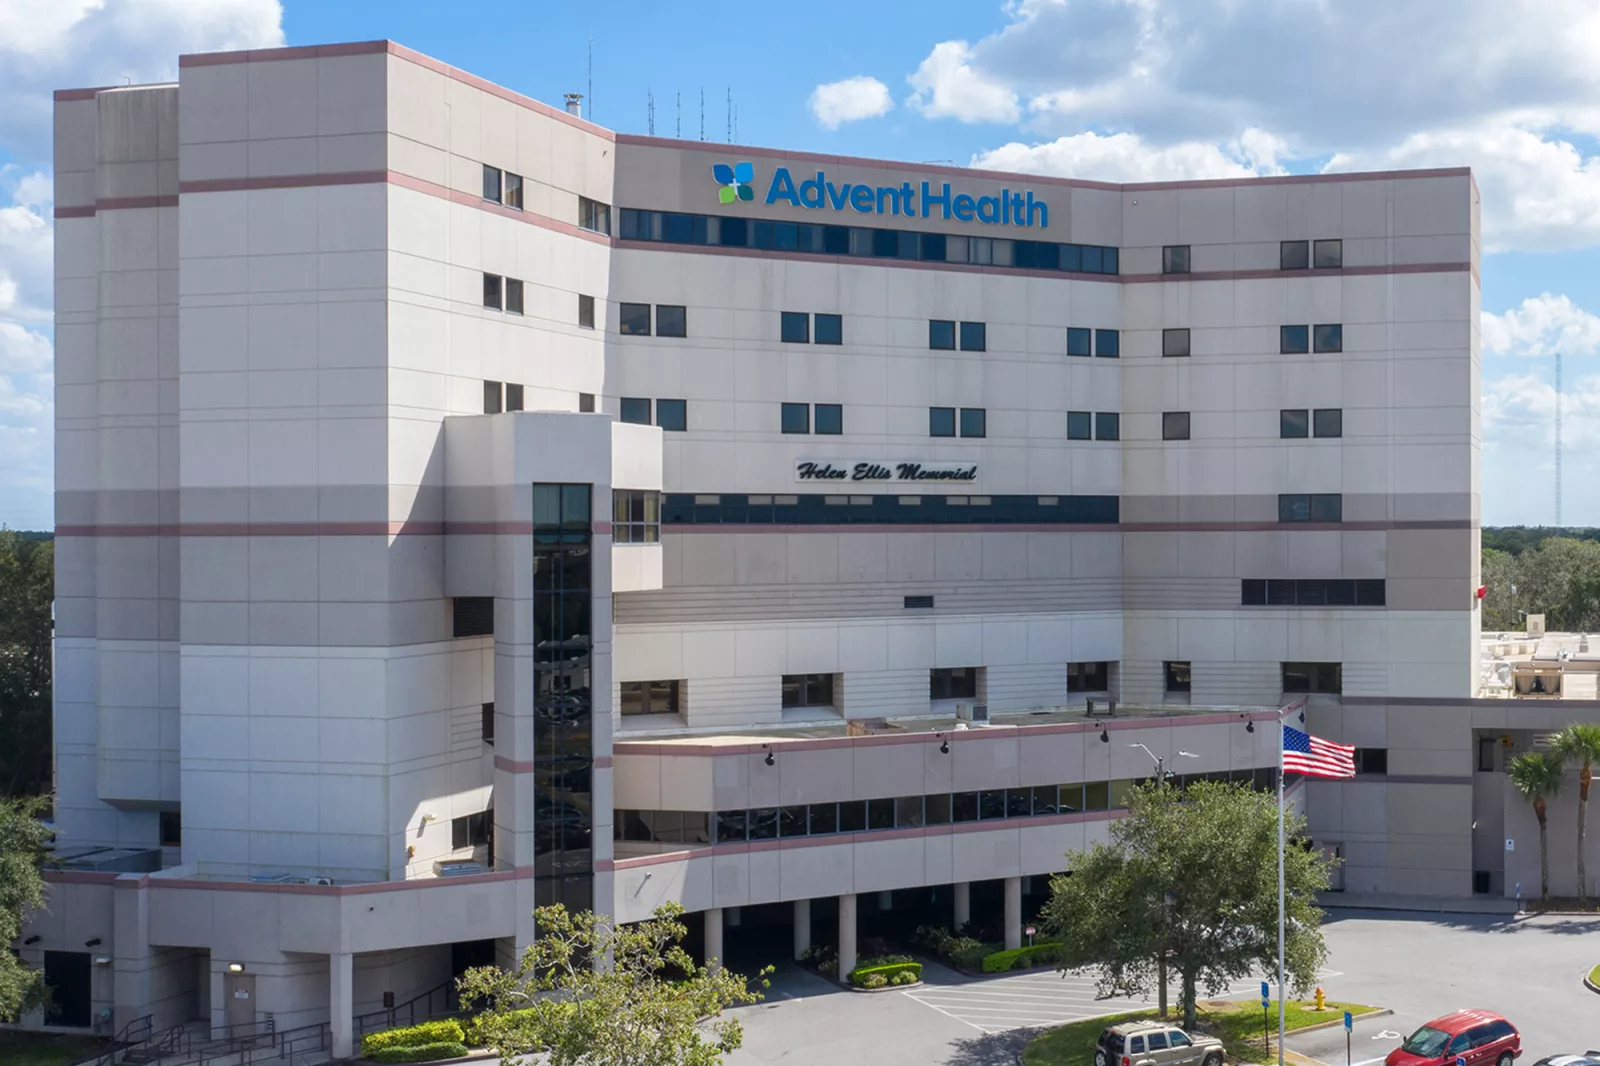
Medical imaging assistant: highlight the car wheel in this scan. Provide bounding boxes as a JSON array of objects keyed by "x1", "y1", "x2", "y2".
[
  {"x1": 1497, "y1": 1054, "x2": 1512, "y2": 1066},
  {"x1": 1204, "y1": 1053, "x2": 1222, "y2": 1066},
  {"x1": 1095, "y1": 1051, "x2": 1107, "y2": 1066}
]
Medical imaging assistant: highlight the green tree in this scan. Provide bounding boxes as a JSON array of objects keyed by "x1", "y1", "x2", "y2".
[
  {"x1": 1507, "y1": 751, "x2": 1565, "y2": 901},
  {"x1": 1040, "y1": 780, "x2": 1331, "y2": 1030},
  {"x1": 0, "y1": 530, "x2": 53, "y2": 797},
  {"x1": 1553, "y1": 724, "x2": 1600, "y2": 900},
  {"x1": 457, "y1": 903, "x2": 768, "y2": 1066},
  {"x1": 1480, "y1": 547, "x2": 1520, "y2": 631},
  {"x1": 0, "y1": 796, "x2": 52, "y2": 1021}
]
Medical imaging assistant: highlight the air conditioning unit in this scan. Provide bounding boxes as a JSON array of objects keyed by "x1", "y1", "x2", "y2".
[
  {"x1": 309, "y1": 877, "x2": 334, "y2": 886},
  {"x1": 434, "y1": 861, "x2": 487, "y2": 878},
  {"x1": 956, "y1": 703, "x2": 989, "y2": 724}
]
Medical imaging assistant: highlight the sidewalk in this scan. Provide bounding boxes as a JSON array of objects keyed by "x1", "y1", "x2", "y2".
[{"x1": 1317, "y1": 892, "x2": 1517, "y2": 915}]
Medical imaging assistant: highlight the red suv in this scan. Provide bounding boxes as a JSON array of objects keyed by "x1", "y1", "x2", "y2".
[{"x1": 1387, "y1": 1012, "x2": 1521, "y2": 1066}]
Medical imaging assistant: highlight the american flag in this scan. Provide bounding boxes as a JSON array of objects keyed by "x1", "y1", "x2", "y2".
[{"x1": 1282, "y1": 725, "x2": 1355, "y2": 778}]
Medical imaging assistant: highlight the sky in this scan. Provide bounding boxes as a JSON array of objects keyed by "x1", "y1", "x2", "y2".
[{"x1": 3, "y1": 0, "x2": 1600, "y2": 530}]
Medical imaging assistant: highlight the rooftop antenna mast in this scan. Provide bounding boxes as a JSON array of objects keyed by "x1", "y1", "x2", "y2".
[
  {"x1": 700, "y1": 88, "x2": 705, "y2": 141},
  {"x1": 676, "y1": 91, "x2": 681, "y2": 138},
  {"x1": 1556, "y1": 350, "x2": 1564, "y2": 528},
  {"x1": 587, "y1": 37, "x2": 593, "y2": 122},
  {"x1": 726, "y1": 86, "x2": 732, "y2": 143},
  {"x1": 647, "y1": 90, "x2": 655, "y2": 135}
]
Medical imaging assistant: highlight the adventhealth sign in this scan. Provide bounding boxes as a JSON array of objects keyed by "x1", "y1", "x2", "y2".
[{"x1": 721, "y1": 162, "x2": 1049, "y2": 230}]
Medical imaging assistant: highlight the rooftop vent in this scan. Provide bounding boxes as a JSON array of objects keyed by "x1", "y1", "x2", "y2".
[{"x1": 563, "y1": 93, "x2": 583, "y2": 118}]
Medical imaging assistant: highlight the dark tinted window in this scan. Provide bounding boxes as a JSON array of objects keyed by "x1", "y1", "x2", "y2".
[
  {"x1": 781, "y1": 312, "x2": 810, "y2": 343},
  {"x1": 1314, "y1": 239, "x2": 1343, "y2": 269},
  {"x1": 1165, "y1": 661, "x2": 1191, "y2": 693},
  {"x1": 482, "y1": 164, "x2": 502, "y2": 203},
  {"x1": 1162, "y1": 245, "x2": 1190, "y2": 274},
  {"x1": 1314, "y1": 324, "x2": 1342, "y2": 352},
  {"x1": 1281, "y1": 409, "x2": 1309, "y2": 438},
  {"x1": 959, "y1": 408, "x2": 986, "y2": 438},
  {"x1": 1147, "y1": 1033, "x2": 1169, "y2": 1051},
  {"x1": 1067, "y1": 327, "x2": 1091, "y2": 357},
  {"x1": 1282, "y1": 662, "x2": 1342, "y2": 694},
  {"x1": 1281, "y1": 240, "x2": 1309, "y2": 269},
  {"x1": 782, "y1": 673, "x2": 834, "y2": 708},
  {"x1": 620, "y1": 397, "x2": 651, "y2": 425},
  {"x1": 1355, "y1": 748, "x2": 1388, "y2": 775},
  {"x1": 482, "y1": 273, "x2": 502, "y2": 310},
  {"x1": 656, "y1": 305, "x2": 687, "y2": 338},
  {"x1": 815, "y1": 313, "x2": 842, "y2": 345},
  {"x1": 814, "y1": 404, "x2": 843, "y2": 435},
  {"x1": 838, "y1": 800, "x2": 866, "y2": 832},
  {"x1": 578, "y1": 294, "x2": 595, "y2": 328},
  {"x1": 1281, "y1": 325, "x2": 1309, "y2": 354},
  {"x1": 483, "y1": 380, "x2": 503, "y2": 414},
  {"x1": 929, "y1": 320, "x2": 956, "y2": 350},
  {"x1": 1068, "y1": 661, "x2": 1109, "y2": 692},
  {"x1": 504, "y1": 383, "x2": 523, "y2": 411},
  {"x1": 930, "y1": 407, "x2": 956, "y2": 437},
  {"x1": 504, "y1": 279, "x2": 523, "y2": 314},
  {"x1": 959, "y1": 321, "x2": 986, "y2": 352},
  {"x1": 655, "y1": 399, "x2": 687, "y2": 432},
  {"x1": 1162, "y1": 411, "x2": 1190, "y2": 440},
  {"x1": 1095, "y1": 412, "x2": 1120, "y2": 441},
  {"x1": 620, "y1": 303, "x2": 651, "y2": 336},
  {"x1": 1067, "y1": 411, "x2": 1092, "y2": 440},
  {"x1": 1095, "y1": 329, "x2": 1120, "y2": 357},
  {"x1": 1163, "y1": 328, "x2": 1190, "y2": 357},
  {"x1": 1314, "y1": 409, "x2": 1343, "y2": 438},
  {"x1": 781, "y1": 403, "x2": 810, "y2": 434},
  {"x1": 504, "y1": 172, "x2": 523, "y2": 210},
  {"x1": 930, "y1": 668, "x2": 978, "y2": 700}
]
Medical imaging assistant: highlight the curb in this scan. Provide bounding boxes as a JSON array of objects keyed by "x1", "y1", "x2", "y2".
[
  {"x1": 1278, "y1": 1007, "x2": 1393, "y2": 1038},
  {"x1": 851, "y1": 980, "x2": 926, "y2": 993},
  {"x1": 1584, "y1": 973, "x2": 1600, "y2": 995}
]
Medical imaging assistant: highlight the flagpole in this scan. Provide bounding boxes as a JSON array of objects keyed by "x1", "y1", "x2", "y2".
[{"x1": 1277, "y1": 721, "x2": 1286, "y2": 1066}]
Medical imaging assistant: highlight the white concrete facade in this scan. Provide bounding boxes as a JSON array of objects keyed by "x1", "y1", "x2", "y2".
[{"x1": 29, "y1": 37, "x2": 1486, "y2": 1041}]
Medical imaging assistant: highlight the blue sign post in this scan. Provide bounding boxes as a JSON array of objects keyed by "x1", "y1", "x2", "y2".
[
  {"x1": 1261, "y1": 982, "x2": 1271, "y2": 1058},
  {"x1": 1345, "y1": 1011, "x2": 1353, "y2": 1066}
]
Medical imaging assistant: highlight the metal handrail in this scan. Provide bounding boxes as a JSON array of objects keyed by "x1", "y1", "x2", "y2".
[
  {"x1": 86, "y1": 1015, "x2": 153, "y2": 1066},
  {"x1": 352, "y1": 980, "x2": 463, "y2": 1038}
]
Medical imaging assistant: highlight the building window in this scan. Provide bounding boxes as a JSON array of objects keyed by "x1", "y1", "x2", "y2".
[
  {"x1": 1281, "y1": 409, "x2": 1309, "y2": 438},
  {"x1": 620, "y1": 303, "x2": 651, "y2": 336},
  {"x1": 1067, "y1": 661, "x2": 1109, "y2": 692},
  {"x1": 656, "y1": 305, "x2": 687, "y2": 338},
  {"x1": 1313, "y1": 324, "x2": 1343, "y2": 353},
  {"x1": 1280, "y1": 325, "x2": 1310, "y2": 354},
  {"x1": 1162, "y1": 328, "x2": 1190, "y2": 357},
  {"x1": 782, "y1": 673, "x2": 834, "y2": 709},
  {"x1": 504, "y1": 383, "x2": 524, "y2": 412},
  {"x1": 929, "y1": 319, "x2": 956, "y2": 350},
  {"x1": 1095, "y1": 329, "x2": 1119, "y2": 358},
  {"x1": 483, "y1": 381, "x2": 503, "y2": 414},
  {"x1": 904, "y1": 595, "x2": 934, "y2": 609},
  {"x1": 1282, "y1": 661, "x2": 1341, "y2": 694},
  {"x1": 781, "y1": 312, "x2": 810, "y2": 343},
  {"x1": 930, "y1": 667, "x2": 978, "y2": 700},
  {"x1": 1313, "y1": 239, "x2": 1342, "y2": 269},
  {"x1": 959, "y1": 408, "x2": 986, "y2": 438},
  {"x1": 1354, "y1": 748, "x2": 1388, "y2": 775},
  {"x1": 815, "y1": 313, "x2": 843, "y2": 345},
  {"x1": 1067, "y1": 411, "x2": 1092, "y2": 440},
  {"x1": 620, "y1": 680, "x2": 680, "y2": 716},
  {"x1": 1313, "y1": 409, "x2": 1343, "y2": 438},
  {"x1": 504, "y1": 172, "x2": 523, "y2": 210},
  {"x1": 1241, "y1": 579, "x2": 1386, "y2": 607},
  {"x1": 620, "y1": 397, "x2": 651, "y2": 425},
  {"x1": 1162, "y1": 411, "x2": 1191, "y2": 441},
  {"x1": 452, "y1": 597, "x2": 494, "y2": 637},
  {"x1": 1164, "y1": 661, "x2": 1191, "y2": 693},
  {"x1": 655, "y1": 399, "x2": 687, "y2": 432},
  {"x1": 579, "y1": 392, "x2": 595, "y2": 413},
  {"x1": 452, "y1": 809, "x2": 492, "y2": 849},
  {"x1": 959, "y1": 321, "x2": 987, "y2": 352},
  {"x1": 1279, "y1": 493, "x2": 1342, "y2": 523},
  {"x1": 613, "y1": 489, "x2": 660, "y2": 543},
  {"x1": 1478, "y1": 736, "x2": 1497, "y2": 772},
  {"x1": 159, "y1": 810, "x2": 181, "y2": 848},
  {"x1": 814, "y1": 403, "x2": 843, "y2": 435},
  {"x1": 481, "y1": 702, "x2": 494, "y2": 745},
  {"x1": 781, "y1": 403, "x2": 810, "y2": 434},
  {"x1": 482, "y1": 164, "x2": 502, "y2": 204},
  {"x1": 1162, "y1": 245, "x2": 1191, "y2": 274},
  {"x1": 504, "y1": 278, "x2": 524, "y2": 315},
  {"x1": 929, "y1": 407, "x2": 956, "y2": 437},
  {"x1": 579, "y1": 196, "x2": 611, "y2": 235},
  {"x1": 1280, "y1": 240, "x2": 1309, "y2": 270},
  {"x1": 578, "y1": 294, "x2": 595, "y2": 329},
  {"x1": 1067, "y1": 327, "x2": 1091, "y2": 357},
  {"x1": 1095, "y1": 412, "x2": 1120, "y2": 441},
  {"x1": 483, "y1": 273, "x2": 503, "y2": 310}
]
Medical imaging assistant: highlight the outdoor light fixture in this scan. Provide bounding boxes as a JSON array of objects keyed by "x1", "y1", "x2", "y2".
[
  {"x1": 228, "y1": 963, "x2": 245, "y2": 973},
  {"x1": 93, "y1": 956, "x2": 113, "y2": 967},
  {"x1": 763, "y1": 746, "x2": 775, "y2": 766},
  {"x1": 23, "y1": 936, "x2": 39, "y2": 945},
  {"x1": 1099, "y1": 727, "x2": 1109, "y2": 743},
  {"x1": 1246, "y1": 720, "x2": 1256, "y2": 733},
  {"x1": 940, "y1": 739, "x2": 949, "y2": 754},
  {"x1": 83, "y1": 938, "x2": 101, "y2": 948}
]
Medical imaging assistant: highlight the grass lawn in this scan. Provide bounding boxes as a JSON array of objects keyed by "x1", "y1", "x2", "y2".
[
  {"x1": 1588, "y1": 963, "x2": 1600, "y2": 987},
  {"x1": 0, "y1": 1031, "x2": 110, "y2": 1066},
  {"x1": 1021, "y1": 1000, "x2": 1382, "y2": 1066}
]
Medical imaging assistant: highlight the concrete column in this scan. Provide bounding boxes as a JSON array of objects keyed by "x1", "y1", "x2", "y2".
[
  {"x1": 1004, "y1": 876, "x2": 1023, "y2": 951},
  {"x1": 953, "y1": 881, "x2": 971, "y2": 930},
  {"x1": 793, "y1": 899, "x2": 811, "y2": 960},
  {"x1": 838, "y1": 893, "x2": 858, "y2": 981},
  {"x1": 111, "y1": 875, "x2": 152, "y2": 1032},
  {"x1": 704, "y1": 908, "x2": 724, "y2": 971},
  {"x1": 330, "y1": 952, "x2": 353, "y2": 1060}
]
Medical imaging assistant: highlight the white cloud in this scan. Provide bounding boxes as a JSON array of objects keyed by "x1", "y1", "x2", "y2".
[
  {"x1": 0, "y1": 0, "x2": 284, "y2": 160},
  {"x1": 907, "y1": 41, "x2": 1020, "y2": 124},
  {"x1": 0, "y1": 321, "x2": 53, "y2": 374},
  {"x1": 809, "y1": 76, "x2": 894, "y2": 130},
  {"x1": 972, "y1": 127, "x2": 1288, "y2": 183},
  {"x1": 1482, "y1": 294, "x2": 1600, "y2": 358},
  {"x1": 0, "y1": 169, "x2": 54, "y2": 326},
  {"x1": 1483, "y1": 370, "x2": 1600, "y2": 451}
]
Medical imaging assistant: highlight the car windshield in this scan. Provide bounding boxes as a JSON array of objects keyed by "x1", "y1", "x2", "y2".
[{"x1": 1402, "y1": 1028, "x2": 1452, "y2": 1057}]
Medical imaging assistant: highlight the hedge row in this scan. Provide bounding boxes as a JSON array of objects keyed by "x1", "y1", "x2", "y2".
[
  {"x1": 848, "y1": 960, "x2": 922, "y2": 987},
  {"x1": 361, "y1": 1020, "x2": 466, "y2": 1056},
  {"x1": 368, "y1": 1041, "x2": 469, "y2": 1063},
  {"x1": 980, "y1": 941, "x2": 1063, "y2": 973}
]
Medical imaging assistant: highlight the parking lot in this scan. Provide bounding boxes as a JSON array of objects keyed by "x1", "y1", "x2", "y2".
[{"x1": 723, "y1": 909, "x2": 1600, "y2": 1066}]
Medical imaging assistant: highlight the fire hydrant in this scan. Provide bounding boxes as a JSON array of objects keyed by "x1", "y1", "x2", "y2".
[{"x1": 1315, "y1": 986, "x2": 1326, "y2": 1011}]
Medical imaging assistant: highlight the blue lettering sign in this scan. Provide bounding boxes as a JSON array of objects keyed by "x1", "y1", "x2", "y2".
[{"x1": 761, "y1": 166, "x2": 1047, "y2": 228}]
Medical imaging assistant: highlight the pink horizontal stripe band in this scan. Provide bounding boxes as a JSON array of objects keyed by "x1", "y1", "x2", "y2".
[
  {"x1": 55, "y1": 86, "x2": 121, "y2": 101},
  {"x1": 46, "y1": 865, "x2": 535, "y2": 894},
  {"x1": 611, "y1": 807, "x2": 1126, "y2": 870},
  {"x1": 612, "y1": 706, "x2": 1282, "y2": 757},
  {"x1": 180, "y1": 171, "x2": 387, "y2": 195},
  {"x1": 178, "y1": 41, "x2": 389, "y2": 67},
  {"x1": 54, "y1": 205, "x2": 97, "y2": 219},
  {"x1": 1119, "y1": 261, "x2": 1470, "y2": 283}
]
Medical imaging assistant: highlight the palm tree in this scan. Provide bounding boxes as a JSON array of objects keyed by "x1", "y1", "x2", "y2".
[
  {"x1": 1553, "y1": 724, "x2": 1600, "y2": 901},
  {"x1": 1508, "y1": 751, "x2": 1565, "y2": 901}
]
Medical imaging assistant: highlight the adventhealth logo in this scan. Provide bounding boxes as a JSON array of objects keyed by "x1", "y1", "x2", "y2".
[
  {"x1": 713, "y1": 161, "x2": 755, "y2": 205},
  {"x1": 722, "y1": 163, "x2": 1049, "y2": 229}
]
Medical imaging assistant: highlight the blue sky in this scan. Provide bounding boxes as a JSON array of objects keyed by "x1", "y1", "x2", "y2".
[{"x1": 3, "y1": 0, "x2": 1600, "y2": 530}]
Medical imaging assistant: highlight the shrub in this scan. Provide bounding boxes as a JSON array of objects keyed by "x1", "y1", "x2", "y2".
[
  {"x1": 367, "y1": 1040, "x2": 469, "y2": 1063},
  {"x1": 949, "y1": 940, "x2": 995, "y2": 970},
  {"x1": 980, "y1": 942, "x2": 1064, "y2": 973},
  {"x1": 848, "y1": 960, "x2": 922, "y2": 987},
  {"x1": 890, "y1": 971, "x2": 918, "y2": 986},
  {"x1": 361, "y1": 1020, "x2": 466, "y2": 1056},
  {"x1": 855, "y1": 953, "x2": 913, "y2": 968}
]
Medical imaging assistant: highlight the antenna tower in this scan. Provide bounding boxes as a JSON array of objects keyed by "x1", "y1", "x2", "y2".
[
  {"x1": 726, "y1": 86, "x2": 732, "y2": 143},
  {"x1": 647, "y1": 91, "x2": 655, "y2": 135},
  {"x1": 1556, "y1": 351, "x2": 1564, "y2": 528},
  {"x1": 676, "y1": 91, "x2": 681, "y2": 138},
  {"x1": 587, "y1": 38, "x2": 593, "y2": 121},
  {"x1": 700, "y1": 88, "x2": 705, "y2": 141}
]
